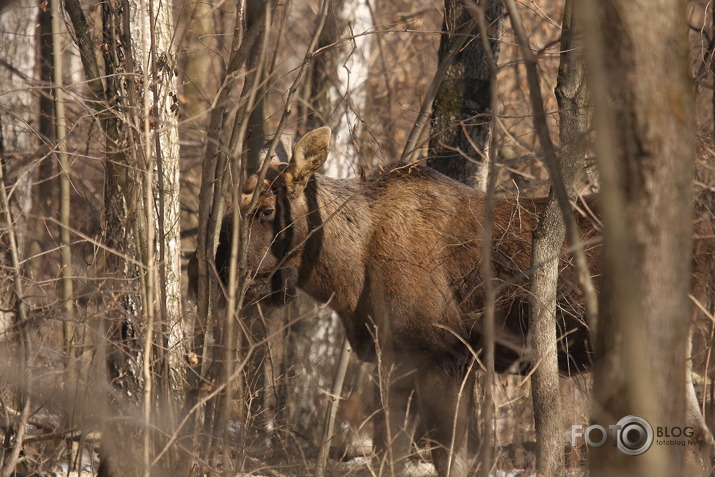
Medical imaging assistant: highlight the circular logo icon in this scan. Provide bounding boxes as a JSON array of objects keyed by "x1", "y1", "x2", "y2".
[{"x1": 616, "y1": 415, "x2": 654, "y2": 456}]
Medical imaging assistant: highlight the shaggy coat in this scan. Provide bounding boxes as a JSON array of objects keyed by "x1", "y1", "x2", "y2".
[{"x1": 190, "y1": 127, "x2": 713, "y2": 477}]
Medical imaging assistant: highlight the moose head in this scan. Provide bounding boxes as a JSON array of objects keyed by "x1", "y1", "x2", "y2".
[{"x1": 189, "y1": 127, "x2": 333, "y2": 308}]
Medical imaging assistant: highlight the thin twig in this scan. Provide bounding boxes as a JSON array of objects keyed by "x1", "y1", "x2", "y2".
[
  {"x1": 465, "y1": 3, "x2": 500, "y2": 475},
  {"x1": 151, "y1": 303, "x2": 331, "y2": 467},
  {"x1": 193, "y1": 2, "x2": 277, "y2": 430},
  {"x1": 51, "y1": 0, "x2": 75, "y2": 365},
  {"x1": 188, "y1": 1, "x2": 272, "y2": 457},
  {"x1": 222, "y1": 5, "x2": 272, "y2": 474},
  {"x1": 139, "y1": 1, "x2": 157, "y2": 475},
  {"x1": 315, "y1": 339, "x2": 352, "y2": 477}
]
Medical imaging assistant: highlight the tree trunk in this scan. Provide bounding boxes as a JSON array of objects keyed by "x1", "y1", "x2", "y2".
[
  {"x1": 37, "y1": 0, "x2": 56, "y2": 204},
  {"x1": 244, "y1": 0, "x2": 268, "y2": 175},
  {"x1": 428, "y1": 0, "x2": 504, "y2": 190},
  {"x1": 528, "y1": 2, "x2": 588, "y2": 475},
  {"x1": 130, "y1": 0, "x2": 183, "y2": 456},
  {"x1": 302, "y1": 0, "x2": 343, "y2": 136},
  {"x1": 64, "y1": 0, "x2": 181, "y2": 473},
  {"x1": 581, "y1": 0, "x2": 695, "y2": 475},
  {"x1": 331, "y1": 0, "x2": 371, "y2": 174},
  {"x1": 97, "y1": 0, "x2": 145, "y2": 407}
]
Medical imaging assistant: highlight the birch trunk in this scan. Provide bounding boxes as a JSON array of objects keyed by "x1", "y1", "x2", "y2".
[
  {"x1": 128, "y1": 0, "x2": 183, "y2": 399},
  {"x1": 126, "y1": 1, "x2": 182, "y2": 471}
]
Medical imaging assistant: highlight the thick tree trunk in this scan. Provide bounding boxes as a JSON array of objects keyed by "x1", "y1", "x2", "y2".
[
  {"x1": 581, "y1": 0, "x2": 697, "y2": 475},
  {"x1": 100, "y1": 0, "x2": 145, "y2": 404},
  {"x1": 428, "y1": 0, "x2": 504, "y2": 190},
  {"x1": 64, "y1": 0, "x2": 182, "y2": 473},
  {"x1": 37, "y1": 0, "x2": 56, "y2": 204},
  {"x1": 63, "y1": 2, "x2": 133, "y2": 475},
  {"x1": 302, "y1": 0, "x2": 344, "y2": 135},
  {"x1": 133, "y1": 0, "x2": 183, "y2": 403}
]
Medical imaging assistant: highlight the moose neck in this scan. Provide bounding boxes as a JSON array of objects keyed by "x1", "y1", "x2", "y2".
[{"x1": 294, "y1": 174, "x2": 370, "y2": 315}]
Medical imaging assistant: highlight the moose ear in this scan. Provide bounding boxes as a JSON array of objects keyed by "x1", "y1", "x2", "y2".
[{"x1": 284, "y1": 127, "x2": 331, "y2": 197}]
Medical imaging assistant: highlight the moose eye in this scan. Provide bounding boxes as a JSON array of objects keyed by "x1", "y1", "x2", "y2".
[{"x1": 261, "y1": 208, "x2": 275, "y2": 218}]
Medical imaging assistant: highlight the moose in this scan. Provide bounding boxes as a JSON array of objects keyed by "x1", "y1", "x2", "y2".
[{"x1": 189, "y1": 127, "x2": 714, "y2": 476}]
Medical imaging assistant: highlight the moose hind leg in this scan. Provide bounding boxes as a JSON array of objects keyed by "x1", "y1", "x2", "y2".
[{"x1": 416, "y1": 365, "x2": 473, "y2": 477}]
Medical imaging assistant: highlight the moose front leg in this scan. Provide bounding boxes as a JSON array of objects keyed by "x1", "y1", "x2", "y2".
[
  {"x1": 416, "y1": 364, "x2": 473, "y2": 477},
  {"x1": 372, "y1": 364, "x2": 419, "y2": 476}
]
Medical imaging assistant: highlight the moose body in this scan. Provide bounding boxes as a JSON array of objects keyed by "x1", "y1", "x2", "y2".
[{"x1": 192, "y1": 127, "x2": 712, "y2": 476}]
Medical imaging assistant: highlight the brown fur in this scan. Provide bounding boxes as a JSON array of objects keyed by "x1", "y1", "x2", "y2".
[{"x1": 189, "y1": 128, "x2": 714, "y2": 476}]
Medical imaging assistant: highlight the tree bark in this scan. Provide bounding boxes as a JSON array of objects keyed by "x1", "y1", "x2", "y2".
[
  {"x1": 528, "y1": 2, "x2": 588, "y2": 475},
  {"x1": 428, "y1": 0, "x2": 504, "y2": 190},
  {"x1": 236, "y1": 0, "x2": 267, "y2": 175},
  {"x1": 137, "y1": 0, "x2": 183, "y2": 405},
  {"x1": 64, "y1": 0, "x2": 182, "y2": 473},
  {"x1": 132, "y1": 0, "x2": 183, "y2": 466},
  {"x1": 581, "y1": 0, "x2": 695, "y2": 475},
  {"x1": 37, "y1": 0, "x2": 56, "y2": 204},
  {"x1": 302, "y1": 0, "x2": 344, "y2": 135},
  {"x1": 63, "y1": 2, "x2": 133, "y2": 475},
  {"x1": 100, "y1": 0, "x2": 145, "y2": 405}
]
